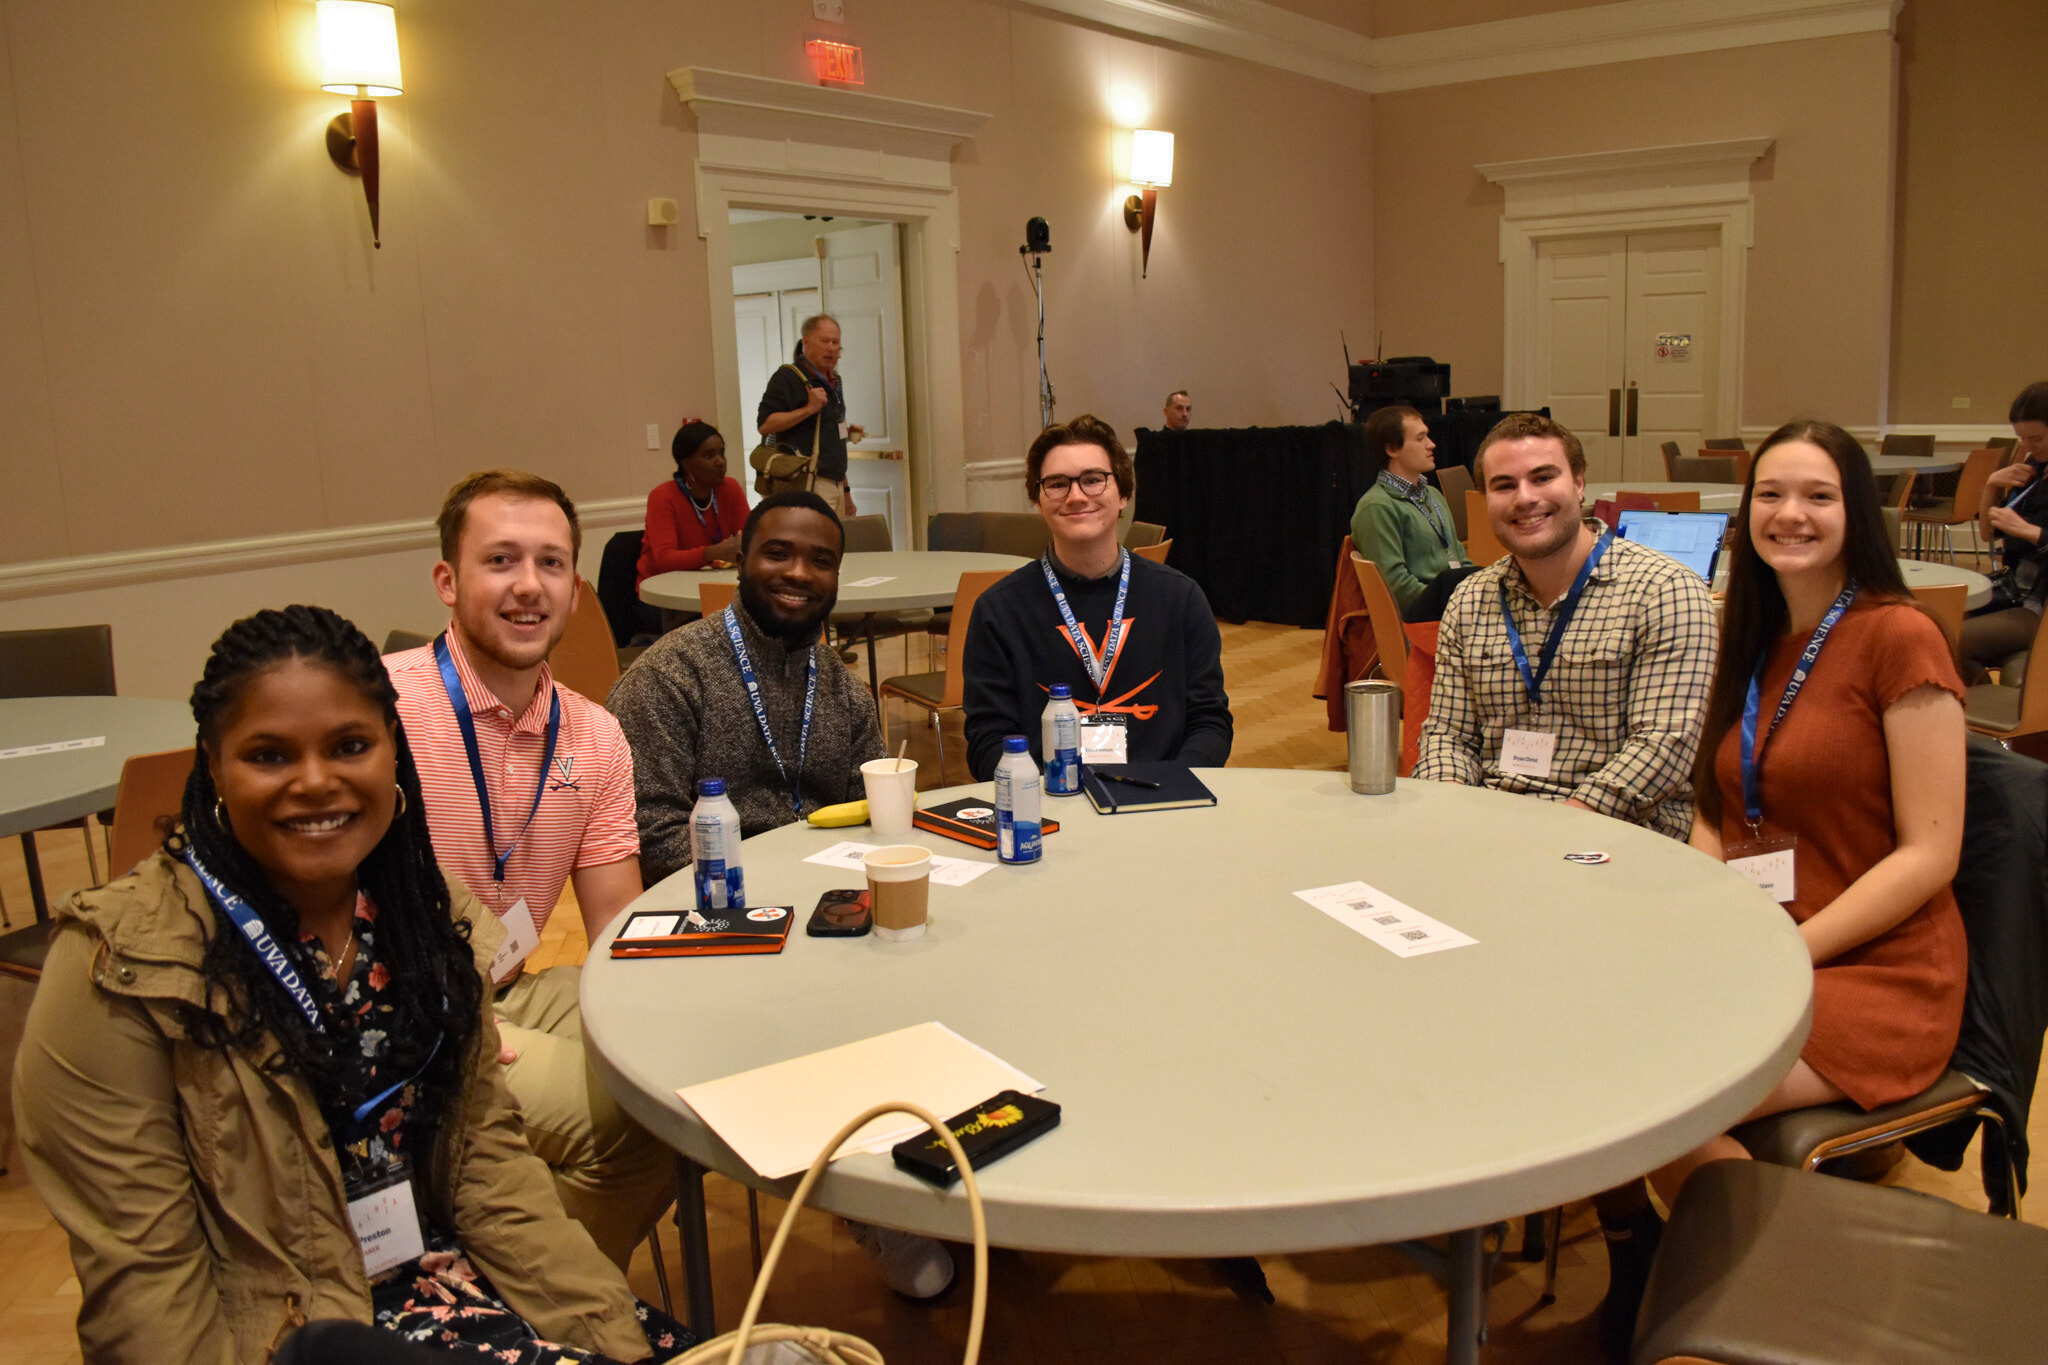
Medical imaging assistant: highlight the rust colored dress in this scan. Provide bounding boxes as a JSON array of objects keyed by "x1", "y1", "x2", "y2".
[{"x1": 1710, "y1": 597, "x2": 1968, "y2": 1110}]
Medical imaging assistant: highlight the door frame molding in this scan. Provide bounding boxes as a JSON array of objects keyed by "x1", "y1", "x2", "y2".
[
  {"x1": 669, "y1": 67, "x2": 990, "y2": 537},
  {"x1": 1480, "y1": 137, "x2": 1772, "y2": 442}
]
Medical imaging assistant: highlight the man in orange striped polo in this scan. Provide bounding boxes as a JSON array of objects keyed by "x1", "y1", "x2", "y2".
[{"x1": 385, "y1": 469, "x2": 673, "y2": 1272}]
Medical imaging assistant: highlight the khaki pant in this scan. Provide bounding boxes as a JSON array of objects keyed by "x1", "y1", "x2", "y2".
[
  {"x1": 811, "y1": 474, "x2": 852, "y2": 517},
  {"x1": 496, "y1": 964, "x2": 675, "y2": 1271}
]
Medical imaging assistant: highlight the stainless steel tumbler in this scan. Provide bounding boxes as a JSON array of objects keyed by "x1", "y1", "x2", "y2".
[{"x1": 1344, "y1": 679, "x2": 1400, "y2": 794}]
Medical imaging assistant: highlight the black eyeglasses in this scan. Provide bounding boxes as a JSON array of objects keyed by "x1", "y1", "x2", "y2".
[{"x1": 1038, "y1": 470, "x2": 1114, "y2": 499}]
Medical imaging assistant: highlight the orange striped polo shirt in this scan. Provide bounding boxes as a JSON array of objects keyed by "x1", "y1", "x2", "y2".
[{"x1": 386, "y1": 629, "x2": 638, "y2": 933}]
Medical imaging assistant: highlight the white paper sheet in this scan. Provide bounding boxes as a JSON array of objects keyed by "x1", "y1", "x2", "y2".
[
  {"x1": 845, "y1": 575, "x2": 898, "y2": 587},
  {"x1": 0, "y1": 735, "x2": 105, "y2": 761},
  {"x1": 677, "y1": 1021, "x2": 1044, "y2": 1179},
  {"x1": 803, "y1": 839, "x2": 995, "y2": 886},
  {"x1": 1292, "y1": 880, "x2": 1478, "y2": 958}
]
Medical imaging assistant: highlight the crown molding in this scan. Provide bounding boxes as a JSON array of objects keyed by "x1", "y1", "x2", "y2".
[
  {"x1": 1012, "y1": 0, "x2": 1896, "y2": 95},
  {"x1": 668, "y1": 67, "x2": 990, "y2": 146},
  {"x1": 0, "y1": 499, "x2": 644, "y2": 603},
  {"x1": 1478, "y1": 136, "x2": 1776, "y2": 190}
]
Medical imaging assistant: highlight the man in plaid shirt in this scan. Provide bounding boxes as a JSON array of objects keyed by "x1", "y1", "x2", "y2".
[
  {"x1": 1410, "y1": 411, "x2": 1717, "y2": 1357},
  {"x1": 1412, "y1": 413, "x2": 1717, "y2": 839}
]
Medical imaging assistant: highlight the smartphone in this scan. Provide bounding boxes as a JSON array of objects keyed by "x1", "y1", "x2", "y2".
[{"x1": 806, "y1": 888, "x2": 871, "y2": 937}]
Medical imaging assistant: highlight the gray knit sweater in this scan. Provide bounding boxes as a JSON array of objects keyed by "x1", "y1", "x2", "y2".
[{"x1": 607, "y1": 602, "x2": 885, "y2": 885}]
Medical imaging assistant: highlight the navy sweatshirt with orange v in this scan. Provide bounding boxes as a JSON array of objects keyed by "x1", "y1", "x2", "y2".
[{"x1": 961, "y1": 552, "x2": 1233, "y2": 781}]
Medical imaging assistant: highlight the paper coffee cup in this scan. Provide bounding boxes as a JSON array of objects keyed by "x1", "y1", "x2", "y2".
[
  {"x1": 860, "y1": 758, "x2": 919, "y2": 838},
  {"x1": 863, "y1": 844, "x2": 932, "y2": 941}
]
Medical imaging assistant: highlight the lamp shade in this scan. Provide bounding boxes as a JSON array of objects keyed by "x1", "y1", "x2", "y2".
[
  {"x1": 1130, "y1": 129, "x2": 1174, "y2": 188},
  {"x1": 318, "y1": 1, "x2": 403, "y2": 96}
]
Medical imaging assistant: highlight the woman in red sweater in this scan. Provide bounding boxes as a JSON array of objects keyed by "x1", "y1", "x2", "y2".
[{"x1": 637, "y1": 421, "x2": 751, "y2": 584}]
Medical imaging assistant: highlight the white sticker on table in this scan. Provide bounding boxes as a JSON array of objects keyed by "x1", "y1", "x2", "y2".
[
  {"x1": 845, "y1": 576, "x2": 898, "y2": 588},
  {"x1": 0, "y1": 735, "x2": 106, "y2": 761},
  {"x1": 803, "y1": 839, "x2": 994, "y2": 886},
  {"x1": 1292, "y1": 880, "x2": 1478, "y2": 958}
]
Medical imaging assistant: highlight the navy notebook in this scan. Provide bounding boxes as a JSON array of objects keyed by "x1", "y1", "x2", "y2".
[{"x1": 1080, "y1": 763, "x2": 1217, "y2": 814}]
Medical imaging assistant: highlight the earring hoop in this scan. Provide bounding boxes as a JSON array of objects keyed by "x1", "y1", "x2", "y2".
[
  {"x1": 214, "y1": 798, "x2": 228, "y2": 829},
  {"x1": 395, "y1": 784, "x2": 407, "y2": 817}
]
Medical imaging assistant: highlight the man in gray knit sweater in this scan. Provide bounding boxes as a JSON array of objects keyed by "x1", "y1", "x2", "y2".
[{"x1": 609, "y1": 490, "x2": 886, "y2": 886}]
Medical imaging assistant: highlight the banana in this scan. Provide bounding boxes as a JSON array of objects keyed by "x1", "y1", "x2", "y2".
[{"x1": 807, "y1": 799, "x2": 870, "y2": 827}]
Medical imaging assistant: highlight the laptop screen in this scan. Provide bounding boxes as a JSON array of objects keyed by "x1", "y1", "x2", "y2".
[{"x1": 1614, "y1": 509, "x2": 1732, "y2": 582}]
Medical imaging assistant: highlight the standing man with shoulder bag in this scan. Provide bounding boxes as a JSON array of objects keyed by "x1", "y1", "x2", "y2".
[{"x1": 755, "y1": 313, "x2": 863, "y2": 513}]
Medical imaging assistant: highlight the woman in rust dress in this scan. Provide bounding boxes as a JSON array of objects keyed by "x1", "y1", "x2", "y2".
[{"x1": 1670, "y1": 419, "x2": 1969, "y2": 1188}]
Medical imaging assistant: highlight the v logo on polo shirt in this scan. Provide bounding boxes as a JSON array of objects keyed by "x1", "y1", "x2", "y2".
[
  {"x1": 549, "y1": 752, "x2": 580, "y2": 791},
  {"x1": 1055, "y1": 618, "x2": 1161, "y2": 722}
]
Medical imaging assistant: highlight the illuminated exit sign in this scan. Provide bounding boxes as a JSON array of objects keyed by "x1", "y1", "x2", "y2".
[{"x1": 805, "y1": 40, "x2": 865, "y2": 85}]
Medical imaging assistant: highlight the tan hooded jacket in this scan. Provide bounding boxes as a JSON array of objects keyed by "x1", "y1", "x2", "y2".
[{"x1": 13, "y1": 851, "x2": 652, "y2": 1364}]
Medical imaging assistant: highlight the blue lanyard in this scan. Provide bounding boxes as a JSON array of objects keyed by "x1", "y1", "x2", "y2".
[
  {"x1": 1740, "y1": 583, "x2": 1857, "y2": 830},
  {"x1": 349, "y1": 1032, "x2": 440, "y2": 1127},
  {"x1": 183, "y1": 846, "x2": 325, "y2": 1031},
  {"x1": 1381, "y1": 473, "x2": 1452, "y2": 548},
  {"x1": 1500, "y1": 532, "x2": 1611, "y2": 705},
  {"x1": 433, "y1": 635, "x2": 560, "y2": 883},
  {"x1": 2006, "y1": 467, "x2": 2045, "y2": 513},
  {"x1": 1041, "y1": 550, "x2": 1132, "y2": 695},
  {"x1": 674, "y1": 477, "x2": 724, "y2": 538},
  {"x1": 723, "y1": 606, "x2": 816, "y2": 815}
]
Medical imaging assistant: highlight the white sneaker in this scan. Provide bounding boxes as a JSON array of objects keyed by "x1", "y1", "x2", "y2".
[{"x1": 846, "y1": 1219, "x2": 955, "y2": 1300}]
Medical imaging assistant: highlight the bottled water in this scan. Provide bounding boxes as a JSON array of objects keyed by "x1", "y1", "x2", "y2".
[
  {"x1": 993, "y1": 735, "x2": 1043, "y2": 864},
  {"x1": 1041, "y1": 685, "x2": 1082, "y2": 796},
  {"x1": 692, "y1": 778, "x2": 746, "y2": 911}
]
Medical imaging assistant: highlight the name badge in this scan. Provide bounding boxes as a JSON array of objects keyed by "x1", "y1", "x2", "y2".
[
  {"x1": 489, "y1": 897, "x2": 540, "y2": 984},
  {"x1": 1726, "y1": 835, "x2": 1797, "y2": 903},
  {"x1": 1079, "y1": 718, "x2": 1129, "y2": 765},
  {"x1": 1500, "y1": 728, "x2": 1557, "y2": 780},
  {"x1": 347, "y1": 1170, "x2": 427, "y2": 1278},
  {"x1": 838, "y1": 421, "x2": 850, "y2": 440}
]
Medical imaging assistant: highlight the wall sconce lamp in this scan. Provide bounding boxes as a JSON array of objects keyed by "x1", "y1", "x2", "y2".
[
  {"x1": 1123, "y1": 129, "x2": 1174, "y2": 278},
  {"x1": 318, "y1": 1, "x2": 403, "y2": 248}
]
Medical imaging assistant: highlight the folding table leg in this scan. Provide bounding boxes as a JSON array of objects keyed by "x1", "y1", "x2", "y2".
[
  {"x1": 1444, "y1": 1226, "x2": 1486, "y2": 1365},
  {"x1": 672, "y1": 1154, "x2": 716, "y2": 1335}
]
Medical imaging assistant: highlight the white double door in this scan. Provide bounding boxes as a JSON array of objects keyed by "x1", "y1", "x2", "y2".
[{"x1": 1533, "y1": 228, "x2": 1723, "y2": 484}]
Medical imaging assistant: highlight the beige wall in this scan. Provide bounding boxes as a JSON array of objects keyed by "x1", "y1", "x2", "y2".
[
  {"x1": 1888, "y1": 0, "x2": 2048, "y2": 426},
  {"x1": 0, "y1": 0, "x2": 1373, "y2": 696},
  {"x1": 1371, "y1": 31, "x2": 1898, "y2": 431}
]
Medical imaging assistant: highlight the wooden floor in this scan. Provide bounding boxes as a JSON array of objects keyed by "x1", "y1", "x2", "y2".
[{"x1": 3, "y1": 618, "x2": 2040, "y2": 1363}]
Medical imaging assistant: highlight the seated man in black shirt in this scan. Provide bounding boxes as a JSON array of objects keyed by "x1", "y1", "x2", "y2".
[{"x1": 963, "y1": 414, "x2": 1233, "y2": 778}]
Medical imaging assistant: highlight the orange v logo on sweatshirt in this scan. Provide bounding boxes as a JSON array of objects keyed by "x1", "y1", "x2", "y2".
[{"x1": 1053, "y1": 618, "x2": 1161, "y2": 721}]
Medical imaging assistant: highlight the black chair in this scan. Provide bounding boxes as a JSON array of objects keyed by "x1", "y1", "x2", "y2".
[
  {"x1": 597, "y1": 529, "x2": 662, "y2": 649},
  {"x1": 0, "y1": 625, "x2": 116, "y2": 927},
  {"x1": 381, "y1": 629, "x2": 432, "y2": 655}
]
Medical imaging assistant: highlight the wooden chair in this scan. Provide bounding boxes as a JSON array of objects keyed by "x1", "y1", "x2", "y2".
[
  {"x1": 1124, "y1": 520, "x2": 1167, "y2": 549},
  {"x1": 1463, "y1": 490, "x2": 1507, "y2": 565},
  {"x1": 107, "y1": 748, "x2": 198, "y2": 878},
  {"x1": 1696, "y1": 448, "x2": 1752, "y2": 484},
  {"x1": 1659, "y1": 440, "x2": 1683, "y2": 480},
  {"x1": 1349, "y1": 556, "x2": 1407, "y2": 689},
  {"x1": 698, "y1": 581, "x2": 736, "y2": 618},
  {"x1": 1965, "y1": 603, "x2": 2048, "y2": 743},
  {"x1": 0, "y1": 625, "x2": 117, "y2": 925},
  {"x1": 878, "y1": 571, "x2": 1006, "y2": 784},
  {"x1": 1614, "y1": 490, "x2": 1702, "y2": 512},
  {"x1": 1435, "y1": 464, "x2": 1476, "y2": 541},
  {"x1": 547, "y1": 577, "x2": 622, "y2": 703},
  {"x1": 1908, "y1": 582, "x2": 1967, "y2": 666},
  {"x1": 1903, "y1": 448, "x2": 2001, "y2": 561},
  {"x1": 1133, "y1": 539, "x2": 1172, "y2": 564}
]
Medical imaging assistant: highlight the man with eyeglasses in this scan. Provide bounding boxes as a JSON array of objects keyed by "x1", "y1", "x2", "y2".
[{"x1": 962, "y1": 414, "x2": 1233, "y2": 780}]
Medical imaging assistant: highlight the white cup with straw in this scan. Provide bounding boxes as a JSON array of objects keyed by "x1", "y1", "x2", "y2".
[{"x1": 861, "y1": 740, "x2": 918, "y2": 838}]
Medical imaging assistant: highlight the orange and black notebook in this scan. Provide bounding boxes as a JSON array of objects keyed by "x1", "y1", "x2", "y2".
[
  {"x1": 912, "y1": 797, "x2": 1062, "y2": 850},
  {"x1": 609, "y1": 906, "x2": 795, "y2": 958}
]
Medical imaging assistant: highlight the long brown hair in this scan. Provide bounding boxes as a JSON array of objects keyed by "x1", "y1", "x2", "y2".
[{"x1": 1691, "y1": 421, "x2": 1911, "y2": 826}]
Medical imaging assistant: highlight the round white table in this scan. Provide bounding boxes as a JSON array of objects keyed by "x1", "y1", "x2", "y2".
[
  {"x1": 1585, "y1": 480, "x2": 1742, "y2": 511},
  {"x1": 584, "y1": 770, "x2": 1812, "y2": 1359},
  {"x1": 1, "y1": 696, "x2": 193, "y2": 913},
  {"x1": 638, "y1": 551, "x2": 1030, "y2": 615},
  {"x1": 1871, "y1": 454, "x2": 1963, "y2": 476},
  {"x1": 1900, "y1": 558, "x2": 1994, "y2": 610}
]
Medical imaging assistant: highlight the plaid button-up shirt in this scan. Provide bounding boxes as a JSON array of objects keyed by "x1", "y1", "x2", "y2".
[{"x1": 1412, "y1": 528, "x2": 1718, "y2": 839}]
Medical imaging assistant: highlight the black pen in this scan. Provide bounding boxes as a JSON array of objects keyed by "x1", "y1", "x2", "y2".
[{"x1": 1099, "y1": 774, "x2": 1161, "y2": 789}]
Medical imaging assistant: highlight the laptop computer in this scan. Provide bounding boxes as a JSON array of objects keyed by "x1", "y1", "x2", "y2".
[{"x1": 1614, "y1": 509, "x2": 1733, "y2": 583}]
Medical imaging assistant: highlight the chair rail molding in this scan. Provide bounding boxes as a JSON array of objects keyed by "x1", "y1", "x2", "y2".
[
  {"x1": 668, "y1": 67, "x2": 990, "y2": 525},
  {"x1": 1482, "y1": 138, "x2": 1773, "y2": 440},
  {"x1": 1013, "y1": 0, "x2": 1896, "y2": 94}
]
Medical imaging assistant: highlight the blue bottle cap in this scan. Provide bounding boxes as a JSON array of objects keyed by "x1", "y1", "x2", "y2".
[
  {"x1": 1049, "y1": 684, "x2": 1071, "y2": 699},
  {"x1": 697, "y1": 778, "x2": 727, "y2": 797},
  {"x1": 1003, "y1": 735, "x2": 1029, "y2": 753}
]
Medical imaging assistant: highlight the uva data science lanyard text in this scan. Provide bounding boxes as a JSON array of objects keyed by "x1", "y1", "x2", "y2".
[
  {"x1": 1042, "y1": 549, "x2": 1131, "y2": 695},
  {"x1": 434, "y1": 635, "x2": 559, "y2": 883},
  {"x1": 181, "y1": 848, "x2": 438, "y2": 1125},
  {"x1": 1500, "y1": 533, "x2": 1611, "y2": 705},
  {"x1": 1741, "y1": 583, "x2": 1857, "y2": 831},
  {"x1": 724, "y1": 606, "x2": 816, "y2": 815}
]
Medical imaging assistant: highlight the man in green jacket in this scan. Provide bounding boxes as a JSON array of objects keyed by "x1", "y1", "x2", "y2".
[{"x1": 1350, "y1": 404, "x2": 1467, "y2": 608}]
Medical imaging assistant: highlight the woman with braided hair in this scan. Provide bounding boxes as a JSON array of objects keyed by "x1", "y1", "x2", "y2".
[
  {"x1": 15, "y1": 605, "x2": 689, "y2": 1364},
  {"x1": 637, "y1": 419, "x2": 748, "y2": 583}
]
